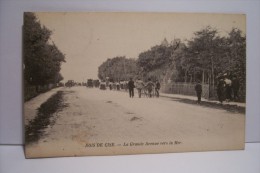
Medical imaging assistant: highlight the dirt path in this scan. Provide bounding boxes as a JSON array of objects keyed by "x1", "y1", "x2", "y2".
[{"x1": 25, "y1": 87, "x2": 245, "y2": 158}]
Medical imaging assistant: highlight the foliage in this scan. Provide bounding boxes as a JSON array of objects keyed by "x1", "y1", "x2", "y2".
[
  {"x1": 99, "y1": 26, "x2": 246, "y2": 100},
  {"x1": 181, "y1": 26, "x2": 226, "y2": 84},
  {"x1": 23, "y1": 12, "x2": 65, "y2": 86},
  {"x1": 137, "y1": 39, "x2": 182, "y2": 82},
  {"x1": 178, "y1": 27, "x2": 246, "y2": 87},
  {"x1": 98, "y1": 56, "x2": 137, "y2": 81}
]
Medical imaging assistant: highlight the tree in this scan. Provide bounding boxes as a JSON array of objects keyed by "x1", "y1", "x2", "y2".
[
  {"x1": 98, "y1": 56, "x2": 137, "y2": 81},
  {"x1": 23, "y1": 12, "x2": 65, "y2": 87},
  {"x1": 226, "y1": 28, "x2": 246, "y2": 100},
  {"x1": 176, "y1": 26, "x2": 245, "y2": 100},
  {"x1": 183, "y1": 26, "x2": 229, "y2": 86},
  {"x1": 137, "y1": 38, "x2": 181, "y2": 82}
]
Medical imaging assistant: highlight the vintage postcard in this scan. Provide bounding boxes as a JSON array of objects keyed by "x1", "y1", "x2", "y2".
[{"x1": 24, "y1": 12, "x2": 246, "y2": 158}]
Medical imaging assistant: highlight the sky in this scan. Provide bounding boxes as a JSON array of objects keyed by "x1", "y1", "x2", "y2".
[{"x1": 36, "y1": 12, "x2": 246, "y2": 82}]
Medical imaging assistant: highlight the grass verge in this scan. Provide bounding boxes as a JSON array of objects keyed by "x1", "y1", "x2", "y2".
[{"x1": 25, "y1": 91, "x2": 68, "y2": 144}]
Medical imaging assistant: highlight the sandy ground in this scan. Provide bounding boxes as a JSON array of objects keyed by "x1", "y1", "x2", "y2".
[{"x1": 25, "y1": 86, "x2": 245, "y2": 158}]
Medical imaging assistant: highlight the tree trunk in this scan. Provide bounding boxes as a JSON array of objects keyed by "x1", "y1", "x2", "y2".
[
  {"x1": 193, "y1": 71, "x2": 196, "y2": 83},
  {"x1": 184, "y1": 69, "x2": 188, "y2": 83},
  {"x1": 210, "y1": 56, "x2": 215, "y2": 98},
  {"x1": 211, "y1": 56, "x2": 214, "y2": 91},
  {"x1": 202, "y1": 69, "x2": 205, "y2": 84}
]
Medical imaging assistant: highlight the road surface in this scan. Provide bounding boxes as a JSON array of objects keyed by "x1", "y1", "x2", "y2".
[{"x1": 25, "y1": 86, "x2": 245, "y2": 158}]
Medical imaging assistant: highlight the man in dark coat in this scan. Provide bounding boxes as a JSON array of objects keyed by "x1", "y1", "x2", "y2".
[
  {"x1": 217, "y1": 78, "x2": 226, "y2": 104},
  {"x1": 195, "y1": 80, "x2": 202, "y2": 104},
  {"x1": 155, "y1": 80, "x2": 161, "y2": 98},
  {"x1": 128, "y1": 78, "x2": 135, "y2": 98},
  {"x1": 224, "y1": 75, "x2": 232, "y2": 102}
]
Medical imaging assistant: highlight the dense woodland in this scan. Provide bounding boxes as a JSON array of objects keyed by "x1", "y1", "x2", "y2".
[
  {"x1": 24, "y1": 13, "x2": 65, "y2": 100},
  {"x1": 98, "y1": 57, "x2": 137, "y2": 82},
  {"x1": 98, "y1": 26, "x2": 246, "y2": 100}
]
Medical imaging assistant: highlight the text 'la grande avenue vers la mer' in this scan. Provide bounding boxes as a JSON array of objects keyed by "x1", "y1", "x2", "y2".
[{"x1": 85, "y1": 141, "x2": 182, "y2": 148}]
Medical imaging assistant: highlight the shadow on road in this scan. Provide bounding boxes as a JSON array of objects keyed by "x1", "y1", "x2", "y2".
[{"x1": 169, "y1": 97, "x2": 245, "y2": 114}]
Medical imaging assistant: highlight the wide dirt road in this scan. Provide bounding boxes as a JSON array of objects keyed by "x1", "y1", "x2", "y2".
[{"x1": 25, "y1": 86, "x2": 245, "y2": 158}]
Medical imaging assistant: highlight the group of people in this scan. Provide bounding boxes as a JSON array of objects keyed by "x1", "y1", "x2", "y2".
[
  {"x1": 107, "y1": 81, "x2": 128, "y2": 91},
  {"x1": 128, "y1": 78, "x2": 161, "y2": 98},
  {"x1": 103, "y1": 73, "x2": 240, "y2": 103},
  {"x1": 217, "y1": 74, "x2": 240, "y2": 104},
  {"x1": 194, "y1": 74, "x2": 240, "y2": 104}
]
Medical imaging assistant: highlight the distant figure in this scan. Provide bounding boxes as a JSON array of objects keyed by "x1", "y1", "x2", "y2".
[
  {"x1": 120, "y1": 81, "x2": 124, "y2": 90},
  {"x1": 135, "y1": 78, "x2": 145, "y2": 98},
  {"x1": 232, "y1": 76, "x2": 240, "y2": 101},
  {"x1": 217, "y1": 78, "x2": 226, "y2": 104},
  {"x1": 116, "y1": 82, "x2": 120, "y2": 90},
  {"x1": 100, "y1": 81, "x2": 106, "y2": 90},
  {"x1": 224, "y1": 75, "x2": 232, "y2": 102},
  {"x1": 112, "y1": 82, "x2": 117, "y2": 90},
  {"x1": 155, "y1": 80, "x2": 161, "y2": 98},
  {"x1": 109, "y1": 82, "x2": 112, "y2": 90},
  {"x1": 146, "y1": 78, "x2": 154, "y2": 98},
  {"x1": 194, "y1": 80, "x2": 202, "y2": 104},
  {"x1": 128, "y1": 78, "x2": 135, "y2": 98}
]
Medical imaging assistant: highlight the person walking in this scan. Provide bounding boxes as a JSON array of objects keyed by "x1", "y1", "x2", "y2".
[
  {"x1": 116, "y1": 82, "x2": 120, "y2": 91},
  {"x1": 195, "y1": 80, "x2": 202, "y2": 104},
  {"x1": 224, "y1": 75, "x2": 232, "y2": 102},
  {"x1": 145, "y1": 78, "x2": 154, "y2": 98},
  {"x1": 109, "y1": 82, "x2": 112, "y2": 90},
  {"x1": 128, "y1": 78, "x2": 135, "y2": 98},
  {"x1": 155, "y1": 80, "x2": 161, "y2": 98},
  {"x1": 135, "y1": 78, "x2": 144, "y2": 98},
  {"x1": 217, "y1": 77, "x2": 226, "y2": 104}
]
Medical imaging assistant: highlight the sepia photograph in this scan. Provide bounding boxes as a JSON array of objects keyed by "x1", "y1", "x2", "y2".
[{"x1": 23, "y1": 12, "x2": 246, "y2": 158}]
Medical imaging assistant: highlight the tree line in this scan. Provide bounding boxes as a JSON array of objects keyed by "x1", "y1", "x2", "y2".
[
  {"x1": 98, "y1": 26, "x2": 246, "y2": 100},
  {"x1": 98, "y1": 56, "x2": 137, "y2": 82},
  {"x1": 23, "y1": 12, "x2": 65, "y2": 100}
]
